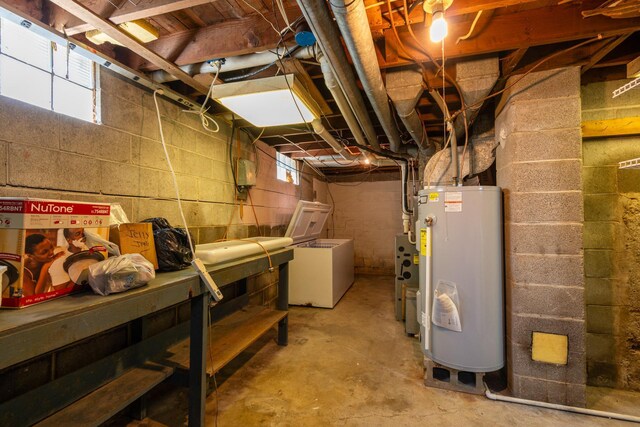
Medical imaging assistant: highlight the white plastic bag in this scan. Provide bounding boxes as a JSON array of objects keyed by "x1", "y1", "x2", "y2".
[
  {"x1": 431, "y1": 280, "x2": 462, "y2": 332},
  {"x1": 88, "y1": 254, "x2": 155, "y2": 296}
]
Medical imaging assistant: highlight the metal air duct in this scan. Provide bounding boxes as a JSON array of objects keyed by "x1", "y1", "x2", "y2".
[
  {"x1": 296, "y1": 0, "x2": 380, "y2": 150},
  {"x1": 330, "y1": 0, "x2": 403, "y2": 153},
  {"x1": 387, "y1": 69, "x2": 431, "y2": 151}
]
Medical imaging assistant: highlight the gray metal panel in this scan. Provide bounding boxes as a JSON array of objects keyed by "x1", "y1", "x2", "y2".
[
  {"x1": 395, "y1": 234, "x2": 419, "y2": 321},
  {"x1": 418, "y1": 186, "x2": 504, "y2": 372}
]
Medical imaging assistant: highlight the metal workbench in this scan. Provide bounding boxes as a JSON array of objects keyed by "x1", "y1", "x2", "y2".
[{"x1": 0, "y1": 247, "x2": 293, "y2": 426}]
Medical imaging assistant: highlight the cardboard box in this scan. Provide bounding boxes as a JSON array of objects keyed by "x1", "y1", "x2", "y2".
[
  {"x1": 109, "y1": 223, "x2": 158, "y2": 269},
  {"x1": 0, "y1": 198, "x2": 110, "y2": 308}
]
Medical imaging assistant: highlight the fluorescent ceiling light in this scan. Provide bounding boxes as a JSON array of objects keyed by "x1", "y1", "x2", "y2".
[
  {"x1": 86, "y1": 19, "x2": 159, "y2": 46},
  {"x1": 214, "y1": 74, "x2": 320, "y2": 127}
]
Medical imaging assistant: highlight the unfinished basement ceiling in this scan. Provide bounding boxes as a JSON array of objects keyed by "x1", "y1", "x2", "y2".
[{"x1": 6, "y1": 0, "x2": 640, "y2": 173}]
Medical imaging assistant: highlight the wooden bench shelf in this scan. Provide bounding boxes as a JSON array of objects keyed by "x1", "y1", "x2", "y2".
[
  {"x1": 164, "y1": 306, "x2": 288, "y2": 375},
  {"x1": 34, "y1": 362, "x2": 174, "y2": 427}
]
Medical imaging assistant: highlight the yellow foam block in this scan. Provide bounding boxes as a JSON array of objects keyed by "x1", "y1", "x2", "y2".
[{"x1": 532, "y1": 332, "x2": 568, "y2": 365}]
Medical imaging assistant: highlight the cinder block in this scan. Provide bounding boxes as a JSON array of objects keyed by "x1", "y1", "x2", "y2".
[
  {"x1": 101, "y1": 161, "x2": 158, "y2": 197},
  {"x1": 140, "y1": 107, "x2": 163, "y2": 141},
  {"x1": 586, "y1": 333, "x2": 616, "y2": 363},
  {"x1": 199, "y1": 178, "x2": 231, "y2": 203},
  {"x1": 60, "y1": 115, "x2": 130, "y2": 162},
  {"x1": 131, "y1": 136, "x2": 177, "y2": 170},
  {"x1": 510, "y1": 160, "x2": 582, "y2": 192},
  {"x1": 141, "y1": 91, "x2": 181, "y2": 121},
  {"x1": 55, "y1": 327, "x2": 128, "y2": 377},
  {"x1": 177, "y1": 150, "x2": 213, "y2": 179},
  {"x1": 582, "y1": 167, "x2": 617, "y2": 194},
  {"x1": 134, "y1": 198, "x2": 184, "y2": 225},
  {"x1": 581, "y1": 108, "x2": 616, "y2": 121},
  {"x1": 586, "y1": 360, "x2": 618, "y2": 387},
  {"x1": 618, "y1": 168, "x2": 640, "y2": 193},
  {"x1": 507, "y1": 191, "x2": 583, "y2": 223},
  {"x1": 498, "y1": 67, "x2": 580, "y2": 113},
  {"x1": 211, "y1": 159, "x2": 232, "y2": 183},
  {"x1": 168, "y1": 123, "x2": 199, "y2": 152},
  {"x1": 511, "y1": 375, "x2": 586, "y2": 406},
  {"x1": 509, "y1": 223, "x2": 582, "y2": 255},
  {"x1": 157, "y1": 171, "x2": 198, "y2": 201},
  {"x1": 583, "y1": 249, "x2": 614, "y2": 278},
  {"x1": 512, "y1": 284, "x2": 584, "y2": 318},
  {"x1": 0, "y1": 141, "x2": 6, "y2": 185},
  {"x1": 456, "y1": 56, "x2": 499, "y2": 80},
  {"x1": 512, "y1": 97, "x2": 581, "y2": 133},
  {"x1": 508, "y1": 341, "x2": 585, "y2": 384},
  {"x1": 197, "y1": 226, "x2": 226, "y2": 244},
  {"x1": 100, "y1": 91, "x2": 143, "y2": 135},
  {"x1": 9, "y1": 144, "x2": 101, "y2": 193},
  {"x1": 508, "y1": 253, "x2": 584, "y2": 287},
  {"x1": 195, "y1": 133, "x2": 227, "y2": 160},
  {"x1": 583, "y1": 221, "x2": 616, "y2": 249},
  {"x1": 100, "y1": 69, "x2": 144, "y2": 105},
  {"x1": 585, "y1": 277, "x2": 628, "y2": 306},
  {"x1": 583, "y1": 137, "x2": 640, "y2": 167},
  {"x1": 581, "y1": 79, "x2": 640, "y2": 110},
  {"x1": 508, "y1": 129, "x2": 582, "y2": 164},
  {"x1": 0, "y1": 96, "x2": 59, "y2": 149},
  {"x1": 586, "y1": 305, "x2": 623, "y2": 335},
  {"x1": 583, "y1": 194, "x2": 619, "y2": 222},
  {"x1": 510, "y1": 313, "x2": 585, "y2": 353}
]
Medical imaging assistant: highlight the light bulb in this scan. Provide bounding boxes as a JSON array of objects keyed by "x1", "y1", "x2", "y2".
[
  {"x1": 364, "y1": 157, "x2": 370, "y2": 165},
  {"x1": 430, "y1": 10, "x2": 448, "y2": 42}
]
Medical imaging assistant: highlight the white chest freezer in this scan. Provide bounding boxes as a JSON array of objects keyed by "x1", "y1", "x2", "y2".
[{"x1": 286, "y1": 201, "x2": 354, "y2": 308}]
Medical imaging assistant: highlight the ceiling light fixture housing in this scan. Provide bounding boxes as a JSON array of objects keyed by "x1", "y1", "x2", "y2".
[{"x1": 213, "y1": 74, "x2": 321, "y2": 127}]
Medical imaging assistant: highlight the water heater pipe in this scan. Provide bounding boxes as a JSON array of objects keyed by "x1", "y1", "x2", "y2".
[
  {"x1": 423, "y1": 217, "x2": 433, "y2": 351},
  {"x1": 484, "y1": 385, "x2": 640, "y2": 424},
  {"x1": 311, "y1": 119, "x2": 357, "y2": 161}
]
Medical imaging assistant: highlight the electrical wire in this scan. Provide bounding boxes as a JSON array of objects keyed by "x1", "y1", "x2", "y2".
[
  {"x1": 182, "y1": 61, "x2": 221, "y2": 133},
  {"x1": 456, "y1": 10, "x2": 483, "y2": 44},
  {"x1": 153, "y1": 90, "x2": 195, "y2": 257}
]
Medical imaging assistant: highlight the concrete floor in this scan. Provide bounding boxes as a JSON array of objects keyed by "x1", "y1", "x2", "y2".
[{"x1": 112, "y1": 275, "x2": 638, "y2": 426}]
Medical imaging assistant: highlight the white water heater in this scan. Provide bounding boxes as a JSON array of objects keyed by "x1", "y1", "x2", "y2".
[{"x1": 416, "y1": 186, "x2": 504, "y2": 372}]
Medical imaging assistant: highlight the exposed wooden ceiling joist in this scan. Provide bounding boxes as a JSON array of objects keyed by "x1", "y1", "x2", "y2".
[
  {"x1": 47, "y1": 0, "x2": 210, "y2": 94},
  {"x1": 382, "y1": 0, "x2": 640, "y2": 68},
  {"x1": 581, "y1": 33, "x2": 632, "y2": 74},
  {"x1": 134, "y1": 5, "x2": 302, "y2": 71},
  {"x1": 370, "y1": 0, "x2": 547, "y2": 31},
  {"x1": 63, "y1": 0, "x2": 222, "y2": 35}
]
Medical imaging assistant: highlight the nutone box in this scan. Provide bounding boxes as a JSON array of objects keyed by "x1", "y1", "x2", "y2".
[{"x1": 0, "y1": 198, "x2": 110, "y2": 308}]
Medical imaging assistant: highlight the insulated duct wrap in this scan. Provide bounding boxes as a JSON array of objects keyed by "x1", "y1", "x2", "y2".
[{"x1": 330, "y1": 0, "x2": 403, "y2": 153}]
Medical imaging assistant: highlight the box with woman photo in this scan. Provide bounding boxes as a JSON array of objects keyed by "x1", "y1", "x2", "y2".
[{"x1": 0, "y1": 198, "x2": 110, "y2": 308}]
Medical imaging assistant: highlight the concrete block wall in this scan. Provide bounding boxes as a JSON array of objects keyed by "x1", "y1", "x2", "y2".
[
  {"x1": 0, "y1": 68, "x2": 317, "y2": 405},
  {"x1": 581, "y1": 78, "x2": 640, "y2": 391},
  {"x1": 327, "y1": 177, "x2": 403, "y2": 275},
  {"x1": 496, "y1": 66, "x2": 586, "y2": 406}
]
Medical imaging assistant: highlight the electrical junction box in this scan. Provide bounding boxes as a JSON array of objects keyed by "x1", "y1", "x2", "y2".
[{"x1": 237, "y1": 159, "x2": 256, "y2": 187}]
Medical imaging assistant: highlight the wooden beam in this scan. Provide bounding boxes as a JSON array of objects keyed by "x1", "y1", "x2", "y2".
[
  {"x1": 277, "y1": 58, "x2": 333, "y2": 116},
  {"x1": 502, "y1": 47, "x2": 528, "y2": 76},
  {"x1": 628, "y1": 55, "x2": 640, "y2": 77},
  {"x1": 382, "y1": 0, "x2": 640, "y2": 68},
  {"x1": 63, "y1": 0, "x2": 227, "y2": 35},
  {"x1": 581, "y1": 34, "x2": 631, "y2": 74},
  {"x1": 582, "y1": 117, "x2": 640, "y2": 138},
  {"x1": 371, "y1": 0, "x2": 546, "y2": 31},
  {"x1": 47, "y1": 0, "x2": 210, "y2": 94},
  {"x1": 134, "y1": 5, "x2": 302, "y2": 71}
]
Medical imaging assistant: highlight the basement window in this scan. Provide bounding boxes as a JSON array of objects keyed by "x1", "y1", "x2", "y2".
[
  {"x1": 276, "y1": 151, "x2": 300, "y2": 185},
  {"x1": 0, "y1": 18, "x2": 97, "y2": 122}
]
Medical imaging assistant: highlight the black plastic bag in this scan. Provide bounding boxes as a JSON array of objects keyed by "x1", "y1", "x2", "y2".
[{"x1": 142, "y1": 217, "x2": 193, "y2": 271}]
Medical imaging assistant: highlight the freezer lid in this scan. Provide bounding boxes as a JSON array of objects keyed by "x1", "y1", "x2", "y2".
[{"x1": 285, "y1": 200, "x2": 332, "y2": 244}]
